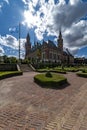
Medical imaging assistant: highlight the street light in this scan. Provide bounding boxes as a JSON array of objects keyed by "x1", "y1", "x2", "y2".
[
  {"x1": 9, "y1": 22, "x2": 21, "y2": 62},
  {"x1": 18, "y1": 22, "x2": 21, "y2": 62}
]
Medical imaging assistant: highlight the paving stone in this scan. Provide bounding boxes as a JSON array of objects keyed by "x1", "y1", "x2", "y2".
[{"x1": 0, "y1": 72, "x2": 87, "y2": 130}]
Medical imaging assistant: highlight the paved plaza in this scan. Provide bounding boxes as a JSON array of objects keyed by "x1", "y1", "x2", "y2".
[{"x1": 0, "y1": 72, "x2": 87, "y2": 130}]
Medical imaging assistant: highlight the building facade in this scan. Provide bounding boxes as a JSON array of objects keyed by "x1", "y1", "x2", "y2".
[{"x1": 25, "y1": 31, "x2": 74, "y2": 65}]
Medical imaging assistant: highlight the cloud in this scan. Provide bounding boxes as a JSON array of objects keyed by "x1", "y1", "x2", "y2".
[
  {"x1": 22, "y1": 0, "x2": 87, "y2": 55},
  {"x1": 0, "y1": 0, "x2": 9, "y2": 11},
  {"x1": 0, "y1": 35, "x2": 26, "y2": 58},
  {"x1": 22, "y1": 0, "x2": 55, "y2": 40},
  {"x1": 0, "y1": 35, "x2": 25, "y2": 50},
  {"x1": 0, "y1": 46, "x2": 4, "y2": 56},
  {"x1": 22, "y1": 0, "x2": 29, "y2": 5},
  {"x1": 0, "y1": 3, "x2": 3, "y2": 11},
  {"x1": 63, "y1": 20, "x2": 87, "y2": 54},
  {"x1": 3, "y1": 0, "x2": 9, "y2": 4},
  {"x1": 0, "y1": 35, "x2": 18, "y2": 49},
  {"x1": 48, "y1": 0, "x2": 87, "y2": 32}
]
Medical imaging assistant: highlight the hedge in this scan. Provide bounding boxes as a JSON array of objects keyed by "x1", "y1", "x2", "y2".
[
  {"x1": 34, "y1": 73, "x2": 67, "y2": 88},
  {"x1": 36, "y1": 69, "x2": 66, "y2": 74},
  {"x1": 76, "y1": 72, "x2": 87, "y2": 78},
  {"x1": 0, "y1": 71, "x2": 23, "y2": 80}
]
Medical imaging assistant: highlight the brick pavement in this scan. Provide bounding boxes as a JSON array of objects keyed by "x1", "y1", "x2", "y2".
[{"x1": 0, "y1": 72, "x2": 87, "y2": 130}]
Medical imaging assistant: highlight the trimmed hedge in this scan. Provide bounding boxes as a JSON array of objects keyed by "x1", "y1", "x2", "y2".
[
  {"x1": 34, "y1": 73, "x2": 67, "y2": 88},
  {"x1": 0, "y1": 64, "x2": 17, "y2": 71},
  {"x1": 36, "y1": 69, "x2": 66, "y2": 74},
  {"x1": 64, "y1": 68, "x2": 79, "y2": 72},
  {"x1": 0, "y1": 71, "x2": 23, "y2": 80},
  {"x1": 51, "y1": 70, "x2": 66, "y2": 74},
  {"x1": 36, "y1": 66, "x2": 81, "y2": 73},
  {"x1": 54, "y1": 67, "x2": 79, "y2": 72},
  {"x1": 76, "y1": 72, "x2": 87, "y2": 78}
]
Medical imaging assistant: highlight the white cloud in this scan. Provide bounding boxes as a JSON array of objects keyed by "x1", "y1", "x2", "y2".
[
  {"x1": 22, "y1": 0, "x2": 87, "y2": 55},
  {"x1": 22, "y1": 0, "x2": 29, "y2": 5},
  {"x1": 22, "y1": 0, "x2": 55, "y2": 40},
  {"x1": 0, "y1": 0, "x2": 9, "y2": 12},
  {"x1": 0, "y1": 35, "x2": 18, "y2": 49},
  {"x1": 63, "y1": 20, "x2": 87, "y2": 54},
  {"x1": 3, "y1": 0, "x2": 9, "y2": 4},
  {"x1": 58, "y1": 0, "x2": 66, "y2": 5},
  {"x1": 0, "y1": 3, "x2": 3, "y2": 11},
  {"x1": 0, "y1": 34, "x2": 26, "y2": 58},
  {"x1": 0, "y1": 5, "x2": 2, "y2": 10},
  {"x1": 0, "y1": 46, "x2": 4, "y2": 56},
  {"x1": 0, "y1": 35, "x2": 25, "y2": 51},
  {"x1": 69, "y1": 0, "x2": 79, "y2": 5}
]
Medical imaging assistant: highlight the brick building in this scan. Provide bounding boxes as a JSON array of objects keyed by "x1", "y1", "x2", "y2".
[{"x1": 25, "y1": 31, "x2": 74, "y2": 65}]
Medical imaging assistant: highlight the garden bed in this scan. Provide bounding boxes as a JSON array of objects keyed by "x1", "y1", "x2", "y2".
[
  {"x1": 0, "y1": 71, "x2": 23, "y2": 80},
  {"x1": 36, "y1": 69, "x2": 66, "y2": 74},
  {"x1": 34, "y1": 72, "x2": 67, "y2": 89}
]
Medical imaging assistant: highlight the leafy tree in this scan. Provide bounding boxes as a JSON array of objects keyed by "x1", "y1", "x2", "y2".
[{"x1": 3, "y1": 55, "x2": 18, "y2": 63}]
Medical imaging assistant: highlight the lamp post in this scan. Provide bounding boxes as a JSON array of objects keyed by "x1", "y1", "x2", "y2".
[
  {"x1": 9, "y1": 22, "x2": 21, "y2": 62},
  {"x1": 18, "y1": 22, "x2": 21, "y2": 62}
]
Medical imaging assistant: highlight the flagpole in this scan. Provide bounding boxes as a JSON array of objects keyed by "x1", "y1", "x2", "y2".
[{"x1": 19, "y1": 22, "x2": 21, "y2": 61}]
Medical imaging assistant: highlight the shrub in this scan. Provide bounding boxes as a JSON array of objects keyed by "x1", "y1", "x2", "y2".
[
  {"x1": 82, "y1": 69, "x2": 86, "y2": 73},
  {"x1": 34, "y1": 73, "x2": 67, "y2": 88},
  {"x1": 45, "y1": 71, "x2": 52, "y2": 77}
]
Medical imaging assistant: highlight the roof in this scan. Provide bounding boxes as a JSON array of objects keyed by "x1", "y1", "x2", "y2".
[{"x1": 48, "y1": 40, "x2": 56, "y2": 48}]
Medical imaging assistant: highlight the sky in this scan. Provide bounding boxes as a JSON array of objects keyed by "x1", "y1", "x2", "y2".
[{"x1": 0, "y1": 0, "x2": 87, "y2": 59}]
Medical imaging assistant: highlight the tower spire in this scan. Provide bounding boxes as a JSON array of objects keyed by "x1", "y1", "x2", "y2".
[
  {"x1": 59, "y1": 29, "x2": 62, "y2": 39},
  {"x1": 26, "y1": 32, "x2": 30, "y2": 43},
  {"x1": 57, "y1": 29, "x2": 63, "y2": 52},
  {"x1": 25, "y1": 32, "x2": 31, "y2": 59}
]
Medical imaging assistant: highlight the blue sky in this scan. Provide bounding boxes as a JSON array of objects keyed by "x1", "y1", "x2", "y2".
[{"x1": 0, "y1": 0, "x2": 87, "y2": 59}]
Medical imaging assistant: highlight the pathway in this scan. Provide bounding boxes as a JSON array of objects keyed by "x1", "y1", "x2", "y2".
[{"x1": 0, "y1": 72, "x2": 87, "y2": 130}]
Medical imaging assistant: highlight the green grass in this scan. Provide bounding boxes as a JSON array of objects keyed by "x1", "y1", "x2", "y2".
[
  {"x1": 0, "y1": 71, "x2": 23, "y2": 80},
  {"x1": 34, "y1": 73, "x2": 67, "y2": 88}
]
